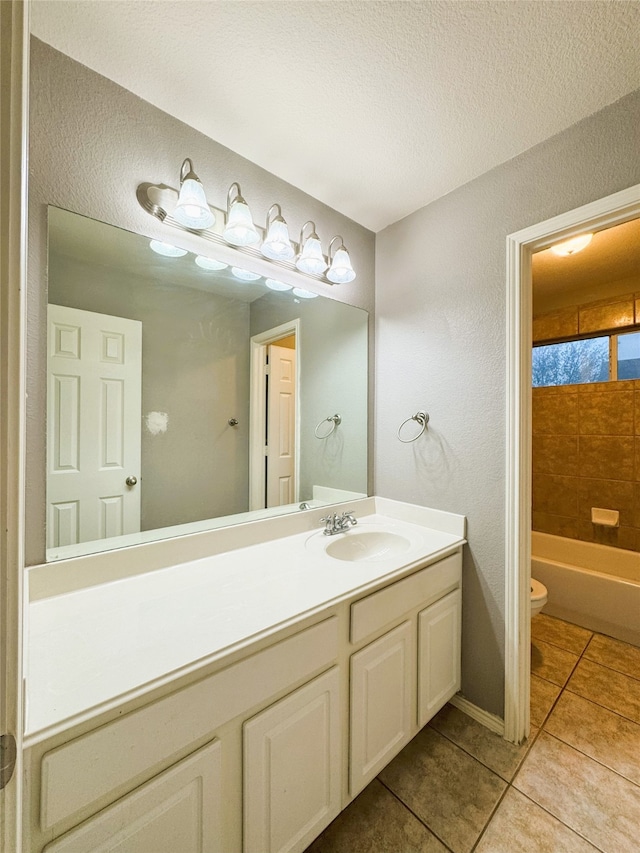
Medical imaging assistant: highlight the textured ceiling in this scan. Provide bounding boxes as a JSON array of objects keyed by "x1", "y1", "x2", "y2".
[{"x1": 31, "y1": 1, "x2": 640, "y2": 232}]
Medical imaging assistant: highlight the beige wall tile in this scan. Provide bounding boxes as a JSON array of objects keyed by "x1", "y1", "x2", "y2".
[
  {"x1": 636, "y1": 391, "x2": 640, "y2": 434},
  {"x1": 577, "y1": 478, "x2": 634, "y2": 525},
  {"x1": 533, "y1": 474, "x2": 578, "y2": 517},
  {"x1": 578, "y1": 379, "x2": 635, "y2": 393},
  {"x1": 532, "y1": 307, "x2": 578, "y2": 342},
  {"x1": 578, "y1": 436, "x2": 634, "y2": 480},
  {"x1": 579, "y1": 295, "x2": 634, "y2": 334},
  {"x1": 532, "y1": 435, "x2": 578, "y2": 476},
  {"x1": 579, "y1": 391, "x2": 634, "y2": 435},
  {"x1": 532, "y1": 392, "x2": 578, "y2": 435},
  {"x1": 576, "y1": 520, "x2": 638, "y2": 550},
  {"x1": 532, "y1": 513, "x2": 578, "y2": 538}
]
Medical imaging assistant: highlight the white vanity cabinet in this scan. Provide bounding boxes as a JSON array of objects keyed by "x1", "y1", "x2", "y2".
[
  {"x1": 42, "y1": 740, "x2": 223, "y2": 853},
  {"x1": 349, "y1": 552, "x2": 462, "y2": 796},
  {"x1": 243, "y1": 667, "x2": 342, "y2": 853},
  {"x1": 25, "y1": 543, "x2": 463, "y2": 853}
]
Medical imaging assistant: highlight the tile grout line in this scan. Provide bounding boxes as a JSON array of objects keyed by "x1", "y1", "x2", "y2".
[
  {"x1": 376, "y1": 777, "x2": 456, "y2": 853},
  {"x1": 540, "y1": 729, "x2": 640, "y2": 792},
  {"x1": 563, "y1": 685, "x2": 640, "y2": 726}
]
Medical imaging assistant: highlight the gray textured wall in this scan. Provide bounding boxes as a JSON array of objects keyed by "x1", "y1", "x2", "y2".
[
  {"x1": 375, "y1": 89, "x2": 640, "y2": 717},
  {"x1": 27, "y1": 38, "x2": 375, "y2": 565},
  {"x1": 250, "y1": 292, "x2": 368, "y2": 500}
]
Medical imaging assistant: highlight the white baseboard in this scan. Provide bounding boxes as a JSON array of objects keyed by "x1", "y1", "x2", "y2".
[{"x1": 450, "y1": 694, "x2": 505, "y2": 736}]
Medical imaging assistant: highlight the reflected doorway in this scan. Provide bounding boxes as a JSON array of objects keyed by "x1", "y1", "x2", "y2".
[{"x1": 249, "y1": 320, "x2": 300, "y2": 510}]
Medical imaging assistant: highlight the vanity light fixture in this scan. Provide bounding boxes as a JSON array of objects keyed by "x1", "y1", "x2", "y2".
[
  {"x1": 265, "y1": 278, "x2": 293, "y2": 291},
  {"x1": 292, "y1": 287, "x2": 319, "y2": 299},
  {"x1": 296, "y1": 222, "x2": 327, "y2": 276},
  {"x1": 149, "y1": 240, "x2": 188, "y2": 257},
  {"x1": 326, "y1": 236, "x2": 356, "y2": 284},
  {"x1": 195, "y1": 255, "x2": 228, "y2": 271},
  {"x1": 137, "y1": 164, "x2": 357, "y2": 284},
  {"x1": 223, "y1": 183, "x2": 260, "y2": 247},
  {"x1": 551, "y1": 233, "x2": 593, "y2": 256},
  {"x1": 173, "y1": 159, "x2": 215, "y2": 230},
  {"x1": 231, "y1": 267, "x2": 262, "y2": 281},
  {"x1": 261, "y1": 204, "x2": 295, "y2": 261}
]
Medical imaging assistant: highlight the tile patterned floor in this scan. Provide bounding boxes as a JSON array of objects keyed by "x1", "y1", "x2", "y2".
[{"x1": 305, "y1": 613, "x2": 640, "y2": 853}]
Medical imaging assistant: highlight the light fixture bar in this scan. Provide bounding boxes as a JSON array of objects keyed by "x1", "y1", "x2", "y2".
[{"x1": 137, "y1": 164, "x2": 356, "y2": 286}]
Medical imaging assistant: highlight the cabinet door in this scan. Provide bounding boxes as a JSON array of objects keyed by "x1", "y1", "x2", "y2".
[
  {"x1": 43, "y1": 740, "x2": 223, "y2": 853},
  {"x1": 418, "y1": 588, "x2": 461, "y2": 727},
  {"x1": 350, "y1": 621, "x2": 414, "y2": 797},
  {"x1": 243, "y1": 667, "x2": 341, "y2": 853}
]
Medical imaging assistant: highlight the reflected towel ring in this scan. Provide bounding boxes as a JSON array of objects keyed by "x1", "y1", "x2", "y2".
[
  {"x1": 397, "y1": 411, "x2": 429, "y2": 443},
  {"x1": 315, "y1": 413, "x2": 342, "y2": 439}
]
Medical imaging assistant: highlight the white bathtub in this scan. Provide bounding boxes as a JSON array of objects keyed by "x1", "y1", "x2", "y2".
[{"x1": 531, "y1": 531, "x2": 640, "y2": 647}]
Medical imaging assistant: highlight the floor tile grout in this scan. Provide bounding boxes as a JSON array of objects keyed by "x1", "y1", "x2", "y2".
[
  {"x1": 540, "y1": 729, "x2": 640, "y2": 792},
  {"x1": 376, "y1": 777, "x2": 457, "y2": 853}
]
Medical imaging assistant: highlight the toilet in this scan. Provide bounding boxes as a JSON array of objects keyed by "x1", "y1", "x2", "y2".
[{"x1": 530, "y1": 578, "x2": 548, "y2": 617}]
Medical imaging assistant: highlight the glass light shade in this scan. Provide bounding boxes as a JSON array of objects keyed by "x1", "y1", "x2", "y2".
[
  {"x1": 195, "y1": 256, "x2": 228, "y2": 271},
  {"x1": 265, "y1": 278, "x2": 293, "y2": 291},
  {"x1": 327, "y1": 246, "x2": 356, "y2": 283},
  {"x1": 296, "y1": 236, "x2": 327, "y2": 275},
  {"x1": 551, "y1": 233, "x2": 593, "y2": 256},
  {"x1": 223, "y1": 200, "x2": 260, "y2": 246},
  {"x1": 149, "y1": 240, "x2": 188, "y2": 257},
  {"x1": 292, "y1": 287, "x2": 318, "y2": 299},
  {"x1": 174, "y1": 178, "x2": 215, "y2": 229},
  {"x1": 261, "y1": 219, "x2": 295, "y2": 260},
  {"x1": 231, "y1": 267, "x2": 261, "y2": 281}
]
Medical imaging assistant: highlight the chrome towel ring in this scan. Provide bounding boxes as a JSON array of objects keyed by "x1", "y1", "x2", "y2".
[
  {"x1": 315, "y1": 413, "x2": 342, "y2": 439},
  {"x1": 397, "y1": 411, "x2": 429, "y2": 443}
]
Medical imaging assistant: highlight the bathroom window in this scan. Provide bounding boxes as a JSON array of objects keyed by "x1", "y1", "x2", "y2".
[
  {"x1": 533, "y1": 330, "x2": 640, "y2": 387},
  {"x1": 617, "y1": 330, "x2": 640, "y2": 379},
  {"x1": 532, "y1": 337, "x2": 609, "y2": 387}
]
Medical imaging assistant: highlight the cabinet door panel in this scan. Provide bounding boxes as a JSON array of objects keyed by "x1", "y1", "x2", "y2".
[
  {"x1": 243, "y1": 667, "x2": 341, "y2": 853},
  {"x1": 43, "y1": 740, "x2": 222, "y2": 853},
  {"x1": 418, "y1": 588, "x2": 461, "y2": 727},
  {"x1": 350, "y1": 621, "x2": 414, "y2": 797}
]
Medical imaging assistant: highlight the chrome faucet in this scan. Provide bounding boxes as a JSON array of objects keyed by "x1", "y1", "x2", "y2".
[{"x1": 320, "y1": 511, "x2": 358, "y2": 536}]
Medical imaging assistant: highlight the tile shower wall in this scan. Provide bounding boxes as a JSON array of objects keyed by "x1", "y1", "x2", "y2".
[{"x1": 532, "y1": 380, "x2": 640, "y2": 551}]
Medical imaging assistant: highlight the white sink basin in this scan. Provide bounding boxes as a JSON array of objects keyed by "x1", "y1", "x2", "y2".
[{"x1": 325, "y1": 530, "x2": 412, "y2": 562}]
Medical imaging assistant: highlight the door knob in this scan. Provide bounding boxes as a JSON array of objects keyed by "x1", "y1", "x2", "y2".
[{"x1": 125, "y1": 476, "x2": 138, "y2": 487}]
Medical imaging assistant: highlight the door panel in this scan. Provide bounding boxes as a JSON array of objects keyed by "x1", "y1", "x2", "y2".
[
  {"x1": 266, "y1": 343, "x2": 296, "y2": 507},
  {"x1": 47, "y1": 305, "x2": 142, "y2": 549}
]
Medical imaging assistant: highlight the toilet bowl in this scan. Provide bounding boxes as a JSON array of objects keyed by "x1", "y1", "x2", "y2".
[{"x1": 530, "y1": 578, "x2": 548, "y2": 617}]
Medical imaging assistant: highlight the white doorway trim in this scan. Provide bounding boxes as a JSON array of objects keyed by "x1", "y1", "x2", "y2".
[
  {"x1": 504, "y1": 181, "x2": 640, "y2": 744},
  {"x1": 249, "y1": 319, "x2": 301, "y2": 511}
]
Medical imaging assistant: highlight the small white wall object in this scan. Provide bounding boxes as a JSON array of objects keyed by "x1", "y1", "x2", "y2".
[{"x1": 591, "y1": 507, "x2": 620, "y2": 527}]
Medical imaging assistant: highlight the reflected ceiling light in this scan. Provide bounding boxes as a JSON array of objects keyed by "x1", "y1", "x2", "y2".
[
  {"x1": 292, "y1": 287, "x2": 318, "y2": 299},
  {"x1": 149, "y1": 240, "x2": 188, "y2": 257},
  {"x1": 195, "y1": 255, "x2": 228, "y2": 271},
  {"x1": 231, "y1": 267, "x2": 261, "y2": 281},
  {"x1": 223, "y1": 183, "x2": 260, "y2": 246},
  {"x1": 261, "y1": 204, "x2": 295, "y2": 261},
  {"x1": 326, "y1": 236, "x2": 356, "y2": 284},
  {"x1": 173, "y1": 159, "x2": 215, "y2": 230},
  {"x1": 295, "y1": 221, "x2": 327, "y2": 275},
  {"x1": 265, "y1": 278, "x2": 293, "y2": 291},
  {"x1": 551, "y1": 233, "x2": 593, "y2": 256}
]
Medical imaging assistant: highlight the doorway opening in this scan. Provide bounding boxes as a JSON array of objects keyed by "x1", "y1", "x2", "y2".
[
  {"x1": 504, "y1": 182, "x2": 640, "y2": 744},
  {"x1": 249, "y1": 320, "x2": 300, "y2": 511}
]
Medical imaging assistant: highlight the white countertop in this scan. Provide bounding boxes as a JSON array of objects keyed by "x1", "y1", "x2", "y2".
[{"x1": 25, "y1": 498, "x2": 465, "y2": 742}]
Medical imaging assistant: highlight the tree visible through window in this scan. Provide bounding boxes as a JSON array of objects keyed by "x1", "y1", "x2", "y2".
[{"x1": 532, "y1": 337, "x2": 609, "y2": 387}]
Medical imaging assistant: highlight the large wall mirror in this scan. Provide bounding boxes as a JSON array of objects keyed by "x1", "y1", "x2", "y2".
[{"x1": 46, "y1": 206, "x2": 368, "y2": 561}]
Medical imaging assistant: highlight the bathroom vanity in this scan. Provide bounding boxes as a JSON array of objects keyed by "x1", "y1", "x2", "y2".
[{"x1": 22, "y1": 498, "x2": 465, "y2": 853}]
